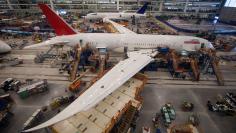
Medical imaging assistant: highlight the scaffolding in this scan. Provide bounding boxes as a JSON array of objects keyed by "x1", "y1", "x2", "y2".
[{"x1": 50, "y1": 74, "x2": 147, "y2": 133}]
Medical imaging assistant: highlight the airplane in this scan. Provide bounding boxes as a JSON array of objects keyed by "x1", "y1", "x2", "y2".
[
  {"x1": 0, "y1": 40, "x2": 11, "y2": 54},
  {"x1": 23, "y1": 4, "x2": 214, "y2": 132},
  {"x1": 84, "y1": 2, "x2": 149, "y2": 20}
]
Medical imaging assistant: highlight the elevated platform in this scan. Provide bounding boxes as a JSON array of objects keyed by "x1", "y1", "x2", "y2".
[{"x1": 50, "y1": 74, "x2": 147, "y2": 133}]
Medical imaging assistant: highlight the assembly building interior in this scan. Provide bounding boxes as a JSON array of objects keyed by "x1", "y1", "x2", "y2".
[{"x1": 0, "y1": 0, "x2": 236, "y2": 133}]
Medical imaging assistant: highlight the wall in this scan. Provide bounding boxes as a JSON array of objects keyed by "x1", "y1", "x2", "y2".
[{"x1": 219, "y1": 7, "x2": 236, "y2": 25}]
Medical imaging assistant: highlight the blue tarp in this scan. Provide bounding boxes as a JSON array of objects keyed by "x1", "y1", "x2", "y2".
[
  {"x1": 155, "y1": 16, "x2": 199, "y2": 33},
  {"x1": 155, "y1": 16, "x2": 236, "y2": 35}
]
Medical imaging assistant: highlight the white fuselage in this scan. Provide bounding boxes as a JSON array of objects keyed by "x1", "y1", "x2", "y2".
[
  {"x1": 0, "y1": 40, "x2": 11, "y2": 54},
  {"x1": 50, "y1": 33, "x2": 213, "y2": 53},
  {"x1": 84, "y1": 12, "x2": 146, "y2": 20}
]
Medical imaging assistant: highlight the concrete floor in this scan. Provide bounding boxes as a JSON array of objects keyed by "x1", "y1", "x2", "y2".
[
  {"x1": 0, "y1": 46, "x2": 72, "y2": 133},
  {"x1": 136, "y1": 84, "x2": 236, "y2": 133},
  {"x1": 136, "y1": 68, "x2": 236, "y2": 133},
  {"x1": 1, "y1": 83, "x2": 70, "y2": 133}
]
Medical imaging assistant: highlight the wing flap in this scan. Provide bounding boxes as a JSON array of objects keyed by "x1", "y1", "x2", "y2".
[
  {"x1": 23, "y1": 51, "x2": 155, "y2": 132},
  {"x1": 24, "y1": 40, "x2": 69, "y2": 49}
]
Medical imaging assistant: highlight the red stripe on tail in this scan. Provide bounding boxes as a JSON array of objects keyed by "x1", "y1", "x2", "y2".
[{"x1": 38, "y1": 4, "x2": 77, "y2": 36}]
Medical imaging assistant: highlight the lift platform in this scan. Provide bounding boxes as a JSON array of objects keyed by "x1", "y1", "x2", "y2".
[
  {"x1": 68, "y1": 69, "x2": 89, "y2": 92},
  {"x1": 167, "y1": 50, "x2": 186, "y2": 79},
  {"x1": 34, "y1": 45, "x2": 64, "y2": 63},
  {"x1": 170, "y1": 51, "x2": 179, "y2": 71},
  {"x1": 211, "y1": 57, "x2": 224, "y2": 86},
  {"x1": 97, "y1": 47, "x2": 109, "y2": 74},
  {"x1": 190, "y1": 58, "x2": 200, "y2": 81},
  {"x1": 70, "y1": 44, "x2": 82, "y2": 81},
  {"x1": 200, "y1": 49, "x2": 224, "y2": 86}
]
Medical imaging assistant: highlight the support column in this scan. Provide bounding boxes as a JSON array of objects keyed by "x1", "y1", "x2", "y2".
[
  {"x1": 159, "y1": 1, "x2": 163, "y2": 12},
  {"x1": 117, "y1": 0, "x2": 119, "y2": 11},
  {"x1": 6, "y1": 0, "x2": 13, "y2": 10},
  {"x1": 184, "y1": 0, "x2": 189, "y2": 13},
  {"x1": 49, "y1": 0, "x2": 54, "y2": 10},
  {"x1": 196, "y1": 4, "x2": 200, "y2": 13},
  {"x1": 123, "y1": 0, "x2": 125, "y2": 10},
  {"x1": 95, "y1": 0, "x2": 98, "y2": 12},
  {"x1": 82, "y1": 1, "x2": 85, "y2": 12}
]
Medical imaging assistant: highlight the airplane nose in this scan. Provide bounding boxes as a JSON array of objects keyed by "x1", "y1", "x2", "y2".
[
  {"x1": 5, "y1": 44, "x2": 12, "y2": 51},
  {"x1": 1, "y1": 43, "x2": 11, "y2": 53}
]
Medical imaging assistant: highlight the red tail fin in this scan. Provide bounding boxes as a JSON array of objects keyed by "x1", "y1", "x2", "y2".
[{"x1": 38, "y1": 4, "x2": 77, "y2": 36}]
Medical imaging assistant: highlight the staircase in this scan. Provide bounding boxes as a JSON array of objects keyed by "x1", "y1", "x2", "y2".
[{"x1": 118, "y1": 105, "x2": 137, "y2": 133}]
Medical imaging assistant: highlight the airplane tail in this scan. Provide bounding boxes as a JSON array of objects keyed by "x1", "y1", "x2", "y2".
[
  {"x1": 136, "y1": 2, "x2": 149, "y2": 14},
  {"x1": 38, "y1": 4, "x2": 77, "y2": 36}
]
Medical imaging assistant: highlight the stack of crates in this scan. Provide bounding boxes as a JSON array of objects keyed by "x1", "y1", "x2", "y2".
[
  {"x1": 17, "y1": 80, "x2": 48, "y2": 99},
  {"x1": 17, "y1": 88, "x2": 29, "y2": 99}
]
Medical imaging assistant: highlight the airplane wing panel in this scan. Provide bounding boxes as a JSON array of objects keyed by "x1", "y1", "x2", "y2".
[
  {"x1": 103, "y1": 18, "x2": 136, "y2": 34},
  {"x1": 23, "y1": 51, "x2": 156, "y2": 132}
]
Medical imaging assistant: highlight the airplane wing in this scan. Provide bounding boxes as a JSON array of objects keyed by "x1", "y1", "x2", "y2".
[
  {"x1": 103, "y1": 17, "x2": 136, "y2": 34},
  {"x1": 24, "y1": 39, "x2": 69, "y2": 49},
  {"x1": 23, "y1": 50, "x2": 157, "y2": 132}
]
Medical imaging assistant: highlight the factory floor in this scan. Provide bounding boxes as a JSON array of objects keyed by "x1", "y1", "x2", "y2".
[
  {"x1": 0, "y1": 17, "x2": 235, "y2": 133},
  {"x1": 1, "y1": 83, "x2": 69, "y2": 133},
  {"x1": 137, "y1": 84, "x2": 236, "y2": 133},
  {"x1": 0, "y1": 46, "x2": 72, "y2": 133},
  {"x1": 136, "y1": 68, "x2": 236, "y2": 133},
  {"x1": 0, "y1": 43, "x2": 236, "y2": 133}
]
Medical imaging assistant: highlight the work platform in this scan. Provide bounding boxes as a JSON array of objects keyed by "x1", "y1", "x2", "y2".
[{"x1": 50, "y1": 74, "x2": 147, "y2": 133}]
